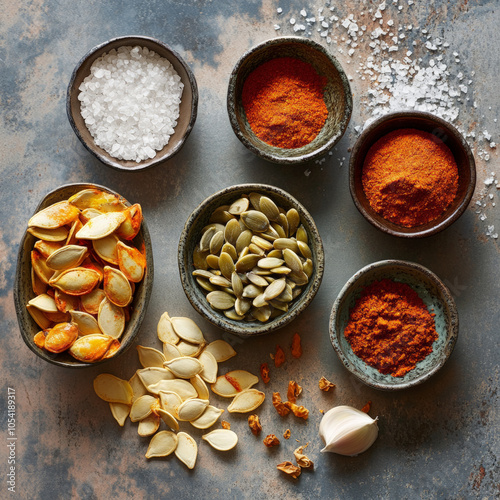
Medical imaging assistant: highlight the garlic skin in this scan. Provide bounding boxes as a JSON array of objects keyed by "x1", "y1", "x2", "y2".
[{"x1": 319, "y1": 405, "x2": 378, "y2": 456}]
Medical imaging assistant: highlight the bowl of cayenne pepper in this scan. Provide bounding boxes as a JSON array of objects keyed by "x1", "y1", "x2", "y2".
[
  {"x1": 227, "y1": 37, "x2": 353, "y2": 165},
  {"x1": 349, "y1": 111, "x2": 476, "y2": 237},
  {"x1": 329, "y1": 260, "x2": 459, "y2": 391}
]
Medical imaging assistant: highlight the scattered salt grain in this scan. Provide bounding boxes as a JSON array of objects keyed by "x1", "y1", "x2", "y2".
[{"x1": 78, "y1": 46, "x2": 183, "y2": 163}]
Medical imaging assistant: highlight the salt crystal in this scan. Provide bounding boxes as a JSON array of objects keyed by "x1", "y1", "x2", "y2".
[{"x1": 277, "y1": 7, "x2": 282, "y2": 14}]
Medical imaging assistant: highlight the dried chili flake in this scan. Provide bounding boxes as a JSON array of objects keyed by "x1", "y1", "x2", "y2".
[
  {"x1": 283, "y1": 429, "x2": 291, "y2": 439},
  {"x1": 260, "y1": 362, "x2": 270, "y2": 384},
  {"x1": 285, "y1": 402, "x2": 309, "y2": 420},
  {"x1": 360, "y1": 401, "x2": 372, "y2": 414},
  {"x1": 221, "y1": 420, "x2": 231, "y2": 430},
  {"x1": 248, "y1": 414, "x2": 262, "y2": 436},
  {"x1": 287, "y1": 380, "x2": 302, "y2": 403},
  {"x1": 318, "y1": 376, "x2": 336, "y2": 392},
  {"x1": 277, "y1": 461, "x2": 301, "y2": 479},
  {"x1": 294, "y1": 445, "x2": 314, "y2": 469},
  {"x1": 263, "y1": 434, "x2": 280, "y2": 447},
  {"x1": 225, "y1": 373, "x2": 242, "y2": 392},
  {"x1": 291, "y1": 332, "x2": 302, "y2": 358},
  {"x1": 272, "y1": 392, "x2": 290, "y2": 417},
  {"x1": 274, "y1": 345, "x2": 286, "y2": 368}
]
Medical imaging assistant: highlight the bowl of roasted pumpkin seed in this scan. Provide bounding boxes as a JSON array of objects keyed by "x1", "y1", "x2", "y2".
[
  {"x1": 178, "y1": 184, "x2": 324, "y2": 337},
  {"x1": 14, "y1": 183, "x2": 154, "y2": 367}
]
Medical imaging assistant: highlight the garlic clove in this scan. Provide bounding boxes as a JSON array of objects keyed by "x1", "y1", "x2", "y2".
[{"x1": 319, "y1": 405, "x2": 378, "y2": 456}]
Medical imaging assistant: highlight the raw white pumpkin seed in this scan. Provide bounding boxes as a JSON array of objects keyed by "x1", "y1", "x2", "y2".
[
  {"x1": 136, "y1": 346, "x2": 166, "y2": 369},
  {"x1": 28, "y1": 293, "x2": 58, "y2": 313},
  {"x1": 211, "y1": 370, "x2": 259, "y2": 398},
  {"x1": 198, "y1": 351, "x2": 218, "y2": 384},
  {"x1": 129, "y1": 372, "x2": 148, "y2": 403},
  {"x1": 103, "y1": 266, "x2": 132, "y2": 307},
  {"x1": 130, "y1": 395, "x2": 157, "y2": 422},
  {"x1": 109, "y1": 402, "x2": 130, "y2": 427},
  {"x1": 203, "y1": 340, "x2": 237, "y2": 362},
  {"x1": 176, "y1": 340, "x2": 205, "y2": 357},
  {"x1": 145, "y1": 431, "x2": 178, "y2": 459},
  {"x1": 190, "y1": 375, "x2": 210, "y2": 400},
  {"x1": 202, "y1": 429, "x2": 238, "y2": 451},
  {"x1": 170, "y1": 317, "x2": 205, "y2": 344},
  {"x1": 175, "y1": 432, "x2": 198, "y2": 469},
  {"x1": 69, "y1": 310, "x2": 101, "y2": 335},
  {"x1": 177, "y1": 398, "x2": 209, "y2": 421},
  {"x1": 148, "y1": 379, "x2": 197, "y2": 400},
  {"x1": 158, "y1": 390, "x2": 182, "y2": 416},
  {"x1": 137, "y1": 367, "x2": 175, "y2": 388},
  {"x1": 98, "y1": 298, "x2": 125, "y2": 339},
  {"x1": 138, "y1": 414, "x2": 160, "y2": 437},
  {"x1": 162, "y1": 342, "x2": 182, "y2": 361},
  {"x1": 157, "y1": 408, "x2": 180, "y2": 431},
  {"x1": 227, "y1": 389, "x2": 265, "y2": 413},
  {"x1": 164, "y1": 356, "x2": 203, "y2": 379},
  {"x1": 94, "y1": 374, "x2": 133, "y2": 404},
  {"x1": 157, "y1": 312, "x2": 179, "y2": 345},
  {"x1": 190, "y1": 405, "x2": 224, "y2": 429}
]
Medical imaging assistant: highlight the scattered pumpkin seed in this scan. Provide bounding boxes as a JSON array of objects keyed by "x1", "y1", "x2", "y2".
[
  {"x1": 202, "y1": 429, "x2": 238, "y2": 451},
  {"x1": 227, "y1": 389, "x2": 265, "y2": 413},
  {"x1": 145, "y1": 431, "x2": 178, "y2": 459}
]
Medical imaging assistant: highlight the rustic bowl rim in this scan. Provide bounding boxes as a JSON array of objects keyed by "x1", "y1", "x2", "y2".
[
  {"x1": 13, "y1": 182, "x2": 154, "y2": 368},
  {"x1": 349, "y1": 110, "x2": 476, "y2": 238},
  {"x1": 66, "y1": 35, "x2": 198, "y2": 172},
  {"x1": 227, "y1": 36, "x2": 353, "y2": 165},
  {"x1": 178, "y1": 183, "x2": 325, "y2": 337},
  {"x1": 329, "y1": 259, "x2": 459, "y2": 391}
]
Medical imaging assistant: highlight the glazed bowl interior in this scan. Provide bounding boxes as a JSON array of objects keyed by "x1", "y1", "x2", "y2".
[
  {"x1": 349, "y1": 111, "x2": 476, "y2": 238},
  {"x1": 67, "y1": 36, "x2": 198, "y2": 172},
  {"x1": 14, "y1": 183, "x2": 154, "y2": 368},
  {"x1": 178, "y1": 184, "x2": 324, "y2": 337},
  {"x1": 227, "y1": 36, "x2": 352, "y2": 165},
  {"x1": 330, "y1": 260, "x2": 458, "y2": 390}
]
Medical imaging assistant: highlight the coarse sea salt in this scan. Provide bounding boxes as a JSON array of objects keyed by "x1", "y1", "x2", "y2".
[{"x1": 78, "y1": 45, "x2": 184, "y2": 163}]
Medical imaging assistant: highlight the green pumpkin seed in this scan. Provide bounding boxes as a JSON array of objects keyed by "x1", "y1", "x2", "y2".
[
  {"x1": 231, "y1": 272, "x2": 243, "y2": 298},
  {"x1": 248, "y1": 192, "x2": 262, "y2": 210},
  {"x1": 286, "y1": 208, "x2": 300, "y2": 236},
  {"x1": 297, "y1": 240, "x2": 312, "y2": 259},
  {"x1": 259, "y1": 196, "x2": 280, "y2": 222},
  {"x1": 283, "y1": 248, "x2": 303, "y2": 273},
  {"x1": 257, "y1": 257, "x2": 284, "y2": 269},
  {"x1": 296, "y1": 225, "x2": 308, "y2": 243},
  {"x1": 235, "y1": 229, "x2": 253, "y2": 254},
  {"x1": 199, "y1": 227, "x2": 216, "y2": 252},
  {"x1": 273, "y1": 238, "x2": 299, "y2": 252},
  {"x1": 252, "y1": 305, "x2": 272, "y2": 322},
  {"x1": 228, "y1": 197, "x2": 249, "y2": 215},
  {"x1": 241, "y1": 211, "x2": 269, "y2": 232},
  {"x1": 209, "y1": 230, "x2": 224, "y2": 255},
  {"x1": 248, "y1": 243, "x2": 265, "y2": 256},
  {"x1": 263, "y1": 278, "x2": 286, "y2": 301},
  {"x1": 206, "y1": 291, "x2": 236, "y2": 310},
  {"x1": 242, "y1": 284, "x2": 262, "y2": 299}
]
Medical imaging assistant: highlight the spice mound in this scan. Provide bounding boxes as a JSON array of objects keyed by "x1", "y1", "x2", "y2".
[
  {"x1": 344, "y1": 279, "x2": 438, "y2": 377},
  {"x1": 242, "y1": 57, "x2": 328, "y2": 149},
  {"x1": 79, "y1": 45, "x2": 184, "y2": 163},
  {"x1": 362, "y1": 129, "x2": 459, "y2": 227}
]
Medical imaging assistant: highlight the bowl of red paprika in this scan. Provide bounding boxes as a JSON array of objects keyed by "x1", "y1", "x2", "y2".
[
  {"x1": 329, "y1": 260, "x2": 459, "y2": 391},
  {"x1": 349, "y1": 111, "x2": 476, "y2": 237},
  {"x1": 227, "y1": 37, "x2": 353, "y2": 165}
]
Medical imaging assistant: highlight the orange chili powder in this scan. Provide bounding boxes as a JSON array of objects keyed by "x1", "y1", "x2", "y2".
[
  {"x1": 362, "y1": 129, "x2": 459, "y2": 227},
  {"x1": 344, "y1": 279, "x2": 438, "y2": 378},
  {"x1": 241, "y1": 57, "x2": 328, "y2": 149}
]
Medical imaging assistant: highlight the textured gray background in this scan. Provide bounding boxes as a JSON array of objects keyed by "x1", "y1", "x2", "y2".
[{"x1": 0, "y1": 1, "x2": 498, "y2": 499}]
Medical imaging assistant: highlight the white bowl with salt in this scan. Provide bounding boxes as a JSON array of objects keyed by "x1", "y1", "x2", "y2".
[{"x1": 67, "y1": 36, "x2": 198, "y2": 171}]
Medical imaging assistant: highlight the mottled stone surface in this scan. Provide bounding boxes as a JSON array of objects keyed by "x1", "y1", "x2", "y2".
[{"x1": 0, "y1": 1, "x2": 498, "y2": 499}]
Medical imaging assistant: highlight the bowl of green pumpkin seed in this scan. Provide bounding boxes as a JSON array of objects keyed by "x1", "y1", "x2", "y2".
[{"x1": 178, "y1": 184, "x2": 324, "y2": 337}]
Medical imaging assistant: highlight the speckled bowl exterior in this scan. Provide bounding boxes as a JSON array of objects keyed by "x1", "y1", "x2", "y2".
[
  {"x1": 14, "y1": 183, "x2": 154, "y2": 368},
  {"x1": 227, "y1": 36, "x2": 353, "y2": 165},
  {"x1": 349, "y1": 111, "x2": 476, "y2": 237},
  {"x1": 329, "y1": 260, "x2": 458, "y2": 390},
  {"x1": 178, "y1": 184, "x2": 324, "y2": 337},
  {"x1": 67, "y1": 36, "x2": 198, "y2": 172}
]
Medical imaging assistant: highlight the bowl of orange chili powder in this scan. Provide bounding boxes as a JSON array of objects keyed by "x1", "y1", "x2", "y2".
[
  {"x1": 329, "y1": 260, "x2": 458, "y2": 390},
  {"x1": 227, "y1": 37, "x2": 352, "y2": 164},
  {"x1": 349, "y1": 111, "x2": 476, "y2": 237}
]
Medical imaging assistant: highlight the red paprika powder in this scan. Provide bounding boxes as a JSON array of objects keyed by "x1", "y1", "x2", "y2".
[
  {"x1": 344, "y1": 279, "x2": 438, "y2": 377},
  {"x1": 362, "y1": 129, "x2": 459, "y2": 227},
  {"x1": 241, "y1": 57, "x2": 328, "y2": 149}
]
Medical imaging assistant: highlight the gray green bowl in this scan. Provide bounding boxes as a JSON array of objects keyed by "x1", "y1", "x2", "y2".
[
  {"x1": 329, "y1": 260, "x2": 458, "y2": 390},
  {"x1": 178, "y1": 183, "x2": 324, "y2": 337},
  {"x1": 227, "y1": 36, "x2": 352, "y2": 165},
  {"x1": 14, "y1": 183, "x2": 154, "y2": 368}
]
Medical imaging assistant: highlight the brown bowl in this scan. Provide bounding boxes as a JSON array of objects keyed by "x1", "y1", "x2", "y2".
[
  {"x1": 227, "y1": 36, "x2": 352, "y2": 165},
  {"x1": 178, "y1": 184, "x2": 324, "y2": 337},
  {"x1": 349, "y1": 111, "x2": 476, "y2": 237},
  {"x1": 67, "y1": 36, "x2": 198, "y2": 171},
  {"x1": 13, "y1": 183, "x2": 154, "y2": 368}
]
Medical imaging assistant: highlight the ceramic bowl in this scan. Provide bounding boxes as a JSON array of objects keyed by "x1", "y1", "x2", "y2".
[
  {"x1": 329, "y1": 260, "x2": 458, "y2": 390},
  {"x1": 14, "y1": 183, "x2": 154, "y2": 368},
  {"x1": 67, "y1": 36, "x2": 198, "y2": 171},
  {"x1": 178, "y1": 184, "x2": 324, "y2": 337},
  {"x1": 227, "y1": 36, "x2": 352, "y2": 165},
  {"x1": 349, "y1": 111, "x2": 476, "y2": 237}
]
